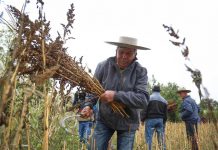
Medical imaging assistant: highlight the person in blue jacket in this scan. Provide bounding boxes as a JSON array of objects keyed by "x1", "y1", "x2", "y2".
[
  {"x1": 177, "y1": 87, "x2": 200, "y2": 150},
  {"x1": 80, "y1": 36, "x2": 150, "y2": 150}
]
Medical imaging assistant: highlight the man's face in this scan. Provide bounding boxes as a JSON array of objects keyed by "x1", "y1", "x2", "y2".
[
  {"x1": 116, "y1": 47, "x2": 137, "y2": 69},
  {"x1": 178, "y1": 91, "x2": 187, "y2": 99}
]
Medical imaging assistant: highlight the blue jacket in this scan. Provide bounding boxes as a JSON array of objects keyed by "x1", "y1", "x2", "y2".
[
  {"x1": 179, "y1": 95, "x2": 200, "y2": 123},
  {"x1": 85, "y1": 57, "x2": 149, "y2": 130}
]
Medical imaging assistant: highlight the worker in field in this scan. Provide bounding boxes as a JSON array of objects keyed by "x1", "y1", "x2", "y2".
[
  {"x1": 177, "y1": 87, "x2": 200, "y2": 150},
  {"x1": 141, "y1": 85, "x2": 168, "y2": 150},
  {"x1": 73, "y1": 90, "x2": 94, "y2": 144},
  {"x1": 80, "y1": 36, "x2": 150, "y2": 150}
]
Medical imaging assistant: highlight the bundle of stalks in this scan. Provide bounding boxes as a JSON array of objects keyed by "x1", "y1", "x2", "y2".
[
  {"x1": 4, "y1": 3, "x2": 128, "y2": 117},
  {"x1": 167, "y1": 100, "x2": 178, "y2": 112}
]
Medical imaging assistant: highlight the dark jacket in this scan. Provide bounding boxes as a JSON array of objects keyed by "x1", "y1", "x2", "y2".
[
  {"x1": 73, "y1": 92, "x2": 94, "y2": 122},
  {"x1": 141, "y1": 92, "x2": 168, "y2": 123},
  {"x1": 73, "y1": 91, "x2": 86, "y2": 108},
  {"x1": 179, "y1": 95, "x2": 200, "y2": 123},
  {"x1": 85, "y1": 57, "x2": 149, "y2": 130}
]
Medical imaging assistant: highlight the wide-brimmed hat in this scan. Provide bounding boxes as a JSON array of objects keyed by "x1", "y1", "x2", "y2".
[
  {"x1": 177, "y1": 87, "x2": 191, "y2": 93},
  {"x1": 152, "y1": 85, "x2": 161, "y2": 92},
  {"x1": 105, "y1": 36, "x2": 151, "y2": 50}
]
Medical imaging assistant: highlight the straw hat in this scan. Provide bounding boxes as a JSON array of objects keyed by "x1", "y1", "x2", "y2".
[
  {"x1": 105, "y1": 36, "x2": 151, "y2": 50},
  {"x1": 177, "y1": 87, "x2": 191, "y2": 93}
]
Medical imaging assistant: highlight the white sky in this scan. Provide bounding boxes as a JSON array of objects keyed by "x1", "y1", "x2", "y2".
[{"x1": 2, "y1": 0, "x2": 218, "y2": 103}]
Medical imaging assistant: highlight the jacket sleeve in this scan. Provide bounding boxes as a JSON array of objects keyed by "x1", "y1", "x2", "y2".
[
  {"x1": 114, "y1": 67, "x2": 149, "y2": 109},
  {"x1": 180, "y1": 110, "x2": 192, "y2": 120},
  {"x1": 83, "y1": 95, "x2": 98, "y2": 109},
  {"x1": 83, "y1": 62, "x2": 104, "y2": 109},
  {"x1": 180, "y1": 101, "x2": 193, "y2": 119},
  {"x1": 93, "y1": 61, "x2": 105, "y2": 84},
  {"x1": 140, "y1": 108, "x2": 147, "y2": 122},
  {"x1": 163, "y1": 104, "x2": 168, "y2": 124}
]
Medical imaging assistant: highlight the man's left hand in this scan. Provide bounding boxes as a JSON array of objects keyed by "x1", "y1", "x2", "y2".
[
  {"x1": 100, "y1": 90, "x2": 115, "y2": 103},
  {"x1": 80, "y1": 106, "x2": 93, "y2": 118}
]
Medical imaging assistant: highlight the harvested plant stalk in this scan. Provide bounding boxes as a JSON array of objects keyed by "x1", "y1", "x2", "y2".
[{"x1": 5, "y1": 4, "x2": 128, "y2": 117}]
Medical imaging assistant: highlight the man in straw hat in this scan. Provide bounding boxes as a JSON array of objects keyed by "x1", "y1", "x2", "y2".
[
  {"x1": 81, "y1": 36, "x2": 150, "y2": 150},
  {"x1": 177, "y1": 87, "x2": 200, "y2": 150}
]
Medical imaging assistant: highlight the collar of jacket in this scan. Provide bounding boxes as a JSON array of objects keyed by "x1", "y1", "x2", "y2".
[
  {"x1": 183, "y1": 95, "x2": 190, "y2": 100},
  {"x1": 151, "y1": 92, "x2": 161, "y2": 97}
]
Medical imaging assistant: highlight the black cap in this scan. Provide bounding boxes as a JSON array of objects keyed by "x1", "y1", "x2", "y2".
[{"x1": 152, "y1": 85, "x2": 161, "y2": 92}]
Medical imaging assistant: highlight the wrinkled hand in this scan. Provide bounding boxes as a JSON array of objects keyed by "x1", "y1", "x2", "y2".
[
  {"x1": 80, "y1": 106, "x2": 93, "y2": 118},
  {"x1": 100, "y1": 90, "x2": 115, "y2": 103}
]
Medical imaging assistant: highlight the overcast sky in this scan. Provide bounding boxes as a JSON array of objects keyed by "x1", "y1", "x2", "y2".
[{"x1": 2, "y1": 0, "x2": 218, "y2": 103}]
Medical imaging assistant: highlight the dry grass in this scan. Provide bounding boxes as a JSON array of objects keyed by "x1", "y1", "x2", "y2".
[{"x1": 133, "y1": 122, "x2": 218, "y2": 150}]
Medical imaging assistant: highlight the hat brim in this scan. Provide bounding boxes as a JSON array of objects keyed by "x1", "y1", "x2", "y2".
[
  {"x1": 177, "y1": 90, "x2": 191, "y2": 93},
  {"x1": 105, "y1": 41, "x2": 151, "y2": 50}
]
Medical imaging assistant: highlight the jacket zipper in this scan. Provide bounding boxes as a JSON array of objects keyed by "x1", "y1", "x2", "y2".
[{"x1": 120, "y1": 70, "x2": 124, "y2": 90}]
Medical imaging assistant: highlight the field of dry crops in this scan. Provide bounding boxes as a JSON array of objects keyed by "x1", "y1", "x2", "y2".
[
  {"x1": 81, "y1": 122, "x2": 218, "y2": 150},
  {"x1": 33, "y1": 120, "x2": 218, "y2": 150},
  {"x1": 131, "y1": 122, "x2": 218, "y2": 150}
]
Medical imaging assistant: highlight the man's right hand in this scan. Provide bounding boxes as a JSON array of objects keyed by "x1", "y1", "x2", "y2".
[{"x1": 80, "y1": 106, "x2": 93, "y2": 118}]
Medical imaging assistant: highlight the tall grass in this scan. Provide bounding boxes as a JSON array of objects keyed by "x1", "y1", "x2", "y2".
[{"x1": 133, "y1": 122, "x2": 218, "y2": 150}]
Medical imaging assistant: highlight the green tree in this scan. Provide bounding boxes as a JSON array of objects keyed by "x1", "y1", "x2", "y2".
[
  {"x1": 160, "y1": 82, "x2": 181, "y2": 122},
  {"x1": 199, "y1": 98, "x2": 218, "y2": 121}
]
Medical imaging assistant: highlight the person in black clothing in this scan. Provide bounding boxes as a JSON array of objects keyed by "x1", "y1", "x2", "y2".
[
  {"x1": 73, "y1": 91, "x2": 94, "y2": 144},
  {"x1": 141, "y1": 85, "x2": 168, "y2": 150}
]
